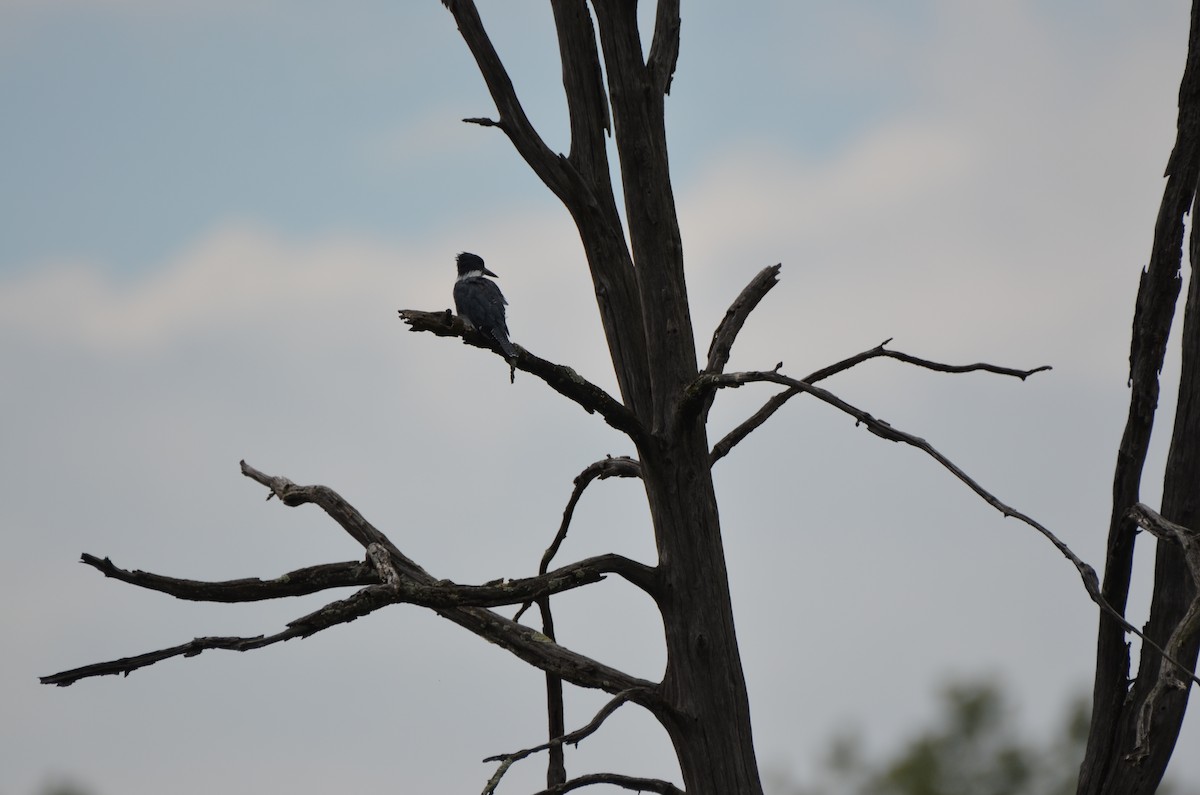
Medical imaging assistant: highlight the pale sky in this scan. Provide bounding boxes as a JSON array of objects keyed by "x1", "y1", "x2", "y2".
[{"x1": 3, "y1": 2, "x2": 1199, "y2": 793}]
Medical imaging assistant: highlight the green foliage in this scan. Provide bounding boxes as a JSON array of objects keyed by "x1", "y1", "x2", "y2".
[
  {"x1": 769, "y1": 679, "x2": 1165, "y2": 795},
  {"x1": 38, "y1": 783, "x2": 94, "y2": 795}
]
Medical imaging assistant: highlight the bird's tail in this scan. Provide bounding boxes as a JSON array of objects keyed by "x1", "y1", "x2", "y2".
[{"x1": 491, "y1": 330, "x2": 518, "y2": 362}]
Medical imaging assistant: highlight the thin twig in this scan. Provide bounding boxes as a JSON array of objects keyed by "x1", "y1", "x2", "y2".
[
  {"x1": 708, "y1": 340, "x2": 1049, "y2": 465},
  {"x1": 481, "y1": 690, "x2": 643, "y2": 794},
  {"x1": 514, "y1": 454, "x2": 644, "y2": 785},
  {"x1": 515, "y1": 456, "x2": 646, "y2": 622},
  {"x1": 41, "y1": 582, "x2": 401, "y2": 687}
]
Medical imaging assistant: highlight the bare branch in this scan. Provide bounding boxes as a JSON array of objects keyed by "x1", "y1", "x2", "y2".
[
  {"x1": 515, "y1": 456, "x2": 647, "y2": 623},
  {"x1": 398, "y1": 309, "x2": 644, "y2": 442},
  {"x1": 45, "y1": 557, "x2": 655, "y2": 691},
  {"x1": 482, "y1": 690, "x2": 641, "y2": 795},
  {"x1": 704, "y1": 264, "x2": 782, "y2": 376},
  {"x1": 41, "y1": 579, "x2": 402, "y2": 687},
  {"x1": 79, "y1": 553, "x2": 377, "y2": 601},
  {"x1": 551, "y1": 0, "x2": 611, "y2": 175},
  {"x1": 240, "y1": 463, "x2": 660, "y2": 697},
  {"x1": 46, "y1": 464, "x2": 663, "y2": 697},
  {"x1": 440, "y1": 0, "x2": 572, "y2": 199},
  {"x1": 77, "y1": 549, "x2": 651, "y2": 611},
  {"x1": 41, "y1": 635, "x2": 292, "y2": 687},
  {"x1": 539, "y1": 596, "x2": 567, "y2": 788},
  {"x1": 697, "y1": 368, "x2": 1200, "y2": 688},
  {"x1": 238, "y1": 459, "x2": 422, "y2": 567},
  {"x1": 707, "y1": 340, "x2": 1049, "y2": 465},
  {"x1": 527, "y1": 773, "x2": 685, "y2": 795},
  {"x1": 880, "y1": 348, "x2": 1051, "y2": 379},
  {"x1": 514, "y1": 454, "x2": 646, "y2": 785},
  {"x1": 541, "y1": 458, "x2": 644, "y2": 580},
  {"x1": 1129, "y1": 503, "x2": 1200, "y2": 555}
]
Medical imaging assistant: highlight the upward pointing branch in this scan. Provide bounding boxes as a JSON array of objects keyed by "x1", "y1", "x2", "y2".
[{"x1": 441, "y1": 0, "x2": 569, "y2": 199}]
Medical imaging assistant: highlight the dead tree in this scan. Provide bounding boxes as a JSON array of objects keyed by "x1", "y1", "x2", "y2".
[
  {"x1": 1076, "y1": 3, "x2": 1200, "y2": 792},
  {"x1": 41, "y1": 3, "x2": 1199, "y2": 794}
]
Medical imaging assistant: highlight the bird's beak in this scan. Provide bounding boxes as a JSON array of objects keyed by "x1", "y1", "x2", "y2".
[{"x1": 482, "y1": 267, "x2": 499, "y2": 278}]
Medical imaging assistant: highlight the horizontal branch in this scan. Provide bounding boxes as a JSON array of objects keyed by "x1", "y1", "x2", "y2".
[
  {"x1": 398, "y1": 309, "x2": 644, "y2": 442},
  {"x1": 707, "y1": 340, "x2": 1050, "y2": 465},
  {"x1": 697, "y1": 368, "x2": 1199, "y2": 688},
  {"x1": 79, "y1": 554, "x2": 377, "y2": 601},
  {"x1": 74, "y1": 550, "x2": 652, "y2": 611},
  {"x1": 41, "y1": 634, "x2": 294, "y2": 687},
  {"x1": 527, "y1": 773, "x2": 685, "y2": 795}
]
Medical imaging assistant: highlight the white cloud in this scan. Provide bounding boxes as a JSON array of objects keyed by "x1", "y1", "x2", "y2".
[{"x1": 0, "y1": 224, "x2": 408, "y2": 354}]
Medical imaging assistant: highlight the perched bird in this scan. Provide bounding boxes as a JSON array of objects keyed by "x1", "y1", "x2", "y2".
[{"x1": 453, "y1": 252, "x2": 517, "y2": 361}]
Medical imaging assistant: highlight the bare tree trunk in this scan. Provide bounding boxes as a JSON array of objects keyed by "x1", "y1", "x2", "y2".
[
  {"x1": 1078, "y1": 3, "x2": 1200, "y2": 791},
  {"x1": 642, "y1": 432, "x2": 763, "y2": 792},
  {"x1": 584, "y1": 3, "x2": 765, "y2": 789}
]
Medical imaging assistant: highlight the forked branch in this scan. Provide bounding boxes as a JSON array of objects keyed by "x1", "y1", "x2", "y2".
[
  {"x1": 75, "y1": 551, "x2": 651, "y2": 611},
  {"x1": 708, "y1": 340, "x2": 1049, "y2": 464},
  {"x1": 240, "y1": 464, "x2": 660, "y2": 696},
  {"x1": 482, "y1": 689, "x2": 645, "y2": 795},
  {"x1": 79, "y1": 553, "x2": 377, "y2": 601},
  {"x1": 696, "y1": 367, "x2": 1200, "y2": 688},
  {"x1": 43, "y1": 463, "x2": 663, "y2": 698}
]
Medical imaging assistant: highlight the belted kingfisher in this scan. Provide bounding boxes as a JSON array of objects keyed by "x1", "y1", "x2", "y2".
[{"x1": 453, "y1": 252, "x2": 517, "y2": 361}]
